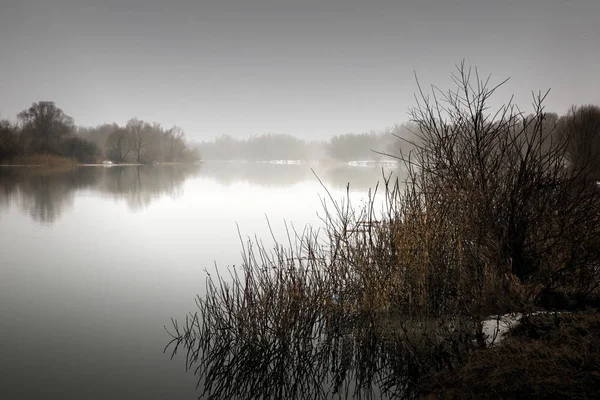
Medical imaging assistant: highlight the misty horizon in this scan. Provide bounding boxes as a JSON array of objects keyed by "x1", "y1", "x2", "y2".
[{"x1": 2, "y1": 0, "x2": 599, "y2": 141}]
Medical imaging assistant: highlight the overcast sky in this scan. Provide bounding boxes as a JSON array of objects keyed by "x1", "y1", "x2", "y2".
[{"x1": 1, "y1": 0, "x2": 599, "y2": 140}]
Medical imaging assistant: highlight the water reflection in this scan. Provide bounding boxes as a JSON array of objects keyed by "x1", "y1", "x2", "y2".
[
  {"x1": 321, "y1": 164, "x2": 403, "y2": 190},
  {"x1": 0, "y1": 167, "x2": 99, "y2": 224},
  {"x1": 193, "y1": 161, "x2": 401, "y2": 190},
  {"x1": 0, "y1": 161, "x2": 406, "y2": 399},
  {"x1": 98, "y1": 164, "x2": 200, "y2": 210},
  {"x1": 198, "y1": 161, "x2": 313, "y2": 187},
  {"x1": 0, "y1": 165, "x2": 200, "y2": 224},
  {"x1": 0, "y1": 162, "x2": 402, "y2": 225}
]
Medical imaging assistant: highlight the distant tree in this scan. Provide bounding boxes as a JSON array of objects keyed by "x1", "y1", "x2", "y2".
[
  {"x1": 181, "y1": 146, "x2": 201, "y2": 162},
  {"x1": 197, "y1": 133, "x2": 311, "y2": 161},
  {"x1": 326, "y1": 131, "x2": 393, "y2": 161},
  {"x1": 244, "y1": 133, "x2": 307, "y2": 161},
  {"x1": 164, "y1": 126, "x2": 186, "y2": 162},
  {"x1": 105, "y1": 128, "x2": 133, "y2": 163},
  {"x1": 77, "y1": 123, "x2": 119, "y2": 155},
  {"x1": 126, "y1": 118, "x2": 151, "y2": 163},
  {"x1": 556, "y1": 105, "x2": 600, "y2": 180},
  {"x1": 197, "y1": 134, "x2": 238, "y2": 160},
  {"x1": 0, "y1": 119, "x2": 21, "y2": 161},
  {"x1": 17, "y1": 101, "x2": 74, "y2": 152},
  {"x1": 518, "y1": 112, "x2": 560, "y2": 156},
  {"x1": 384, "y1": 123, "x2": 422, "y2": 158},
  {"x1": 59, "y1": 136, "x2": 100, "y2": 163}
]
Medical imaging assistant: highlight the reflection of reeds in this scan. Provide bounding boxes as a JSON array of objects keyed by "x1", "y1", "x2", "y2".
[
  {"x1": 167, "y1": 65, "x2": 600, "y2": 399},
  {"x1": 165, "y1": 178, "x2": 480, "y2": 399},
  {"x1": 166, "y1": 163, "x2": 599, "y2": 398},
  {"x1": 165, "y1": 155, "x2": 599, "y2": 396}
]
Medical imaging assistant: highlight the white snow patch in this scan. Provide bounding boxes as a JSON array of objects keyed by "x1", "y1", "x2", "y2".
[
  {"x1": 480, "y1": 311, "x2": 561, "y2": 347},
  {"x1": 481, "y1": 313, "x2": 523, "y2": 347}
]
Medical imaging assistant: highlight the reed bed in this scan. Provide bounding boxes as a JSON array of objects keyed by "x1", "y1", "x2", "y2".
[{"x1": 166, "y1": 64, "x2": 600, "y2": 399}]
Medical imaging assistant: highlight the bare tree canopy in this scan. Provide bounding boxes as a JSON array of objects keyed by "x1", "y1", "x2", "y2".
[
  {"x1": 105, "y1": 128, "x2": 133, "y2": 163},
  {"x1": 17, "y1": 101, "x2": 75, "y2": 151},
  {"x1": 126, "y1": 118, "x2": 151, "y2": 163}
]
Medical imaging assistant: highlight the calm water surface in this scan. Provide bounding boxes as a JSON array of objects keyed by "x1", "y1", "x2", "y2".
[{"x1": 0, "y1": 162, "x2": 398, "y2": 399}]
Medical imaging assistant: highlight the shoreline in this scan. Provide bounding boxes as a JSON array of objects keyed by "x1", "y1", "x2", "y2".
[{"x1": 1, "y1": 159, "x2": 400, "y2": 168}]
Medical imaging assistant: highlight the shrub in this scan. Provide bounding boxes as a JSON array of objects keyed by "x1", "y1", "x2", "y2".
[{"x1": 166, "y1": 64, "x2": 600, "y2": 399}]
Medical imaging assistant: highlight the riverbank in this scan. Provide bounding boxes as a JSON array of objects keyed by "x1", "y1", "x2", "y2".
[
  {"x1": 0, "y1": 156, "x2": 199, "y2": 167},
  {"x1": 1, "y1": 154, "x2": 79, "y2": 166},
  {"x1": 420, "y1": 311, "x2": 600, "y2": 399}
]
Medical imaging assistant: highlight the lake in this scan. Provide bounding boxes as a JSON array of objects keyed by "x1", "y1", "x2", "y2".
[{"x1": 0, "y1": 162, "x2": 399, "y2": 400}]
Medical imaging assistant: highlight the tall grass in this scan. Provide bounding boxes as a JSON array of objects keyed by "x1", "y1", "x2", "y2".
[{"x1": 166, "y1": 63, "x2": 600, "y2": 399}]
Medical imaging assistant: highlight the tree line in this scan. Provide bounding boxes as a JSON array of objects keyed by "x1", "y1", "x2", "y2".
[
  {"x1": 195, "y1": 108, "x2": 600, "y2": 171},
  {"x1": 196, "y1": 133, "x2": 323, "y2": 161},
  {"x1": 0, "y1": 101, "x2": 199, "y2": 164},
  {"x1": 196, "y1": 129, "x2": 403, "y2": 162},
  {"x1": 2, "y1": 101, "x2": 599, "y2": 172},
  {"x1": 195, "y1": 111, "x2": 600, "y2": 169}
]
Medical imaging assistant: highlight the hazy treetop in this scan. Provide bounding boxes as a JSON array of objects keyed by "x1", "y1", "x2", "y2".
[{"x1": 1, "y1": 0, "x2": 599, "y2": 140}]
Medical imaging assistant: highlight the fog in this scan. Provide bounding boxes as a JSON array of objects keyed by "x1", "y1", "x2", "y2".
[
  {"x1": 2, "y1": 0, "x2": 600, "y2": 399},
  {"x1": 1, "y1": 0, "x2": 599, "y2": 140},
  {"x1": 0, "y1": 164, "x2": 394, "y2": 399}
]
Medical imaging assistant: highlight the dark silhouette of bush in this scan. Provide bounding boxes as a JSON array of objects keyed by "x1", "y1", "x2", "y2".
[
  {"x1": 557, "y1": 105, "x2": 600, "y2": 182},
  {"x1": 166, "y1": 64, "x2": 600, "y2": 399},
  {"x1": 18, "y1": 101, "x2": 75, "y2": 154},
  {"x1": 402, "y1": 64, "x2": 600, "y2": 308}
]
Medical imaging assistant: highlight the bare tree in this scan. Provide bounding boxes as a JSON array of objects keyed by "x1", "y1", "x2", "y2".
[
  {"x1": 164, "y1": 126, "x2": 186, "y2": 162},
  {"x1": 404, "y1": 62, "x2": 600, "y2": 305},
  {"x1": 126, "y1": 118, "x2": 150, "y2": 163},
  {"x1": 105, "y1": 128, "x2": 133, "y2": 163},
  {"x1": 17, "y1": 101, "x2": 74, "y2": 152}
]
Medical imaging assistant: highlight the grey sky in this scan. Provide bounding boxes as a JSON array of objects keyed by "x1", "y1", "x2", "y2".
[{"x1": 1, "y1": 0, "x2": 599, "y2": 140}]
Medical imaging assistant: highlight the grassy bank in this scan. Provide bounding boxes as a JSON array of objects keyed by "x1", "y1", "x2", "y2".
[
  {"x1": 1, "y1": 154, "x2": 79, "y2": 166},
  {"x1": 420, "y1": 312, "x2": 600, "y2": 399}
]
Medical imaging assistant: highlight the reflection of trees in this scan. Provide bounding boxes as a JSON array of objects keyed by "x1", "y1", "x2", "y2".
[
  {"x1": 0, "y1": 163, "x2": 406, "y2": 224},
  {"x1": 0, "y1": 167, "x2": 99, "y2": 224},
  {"x1": 0, "y1": 165, "x2": 201, "y2": 223},
  {"x1": 199, "y1": 161, "x2": 405, "y2": 190},
  {"x1": 97, "y1": 165, "x2": 200, "y2": 210},
  {"x1": 198, "y1": 162, "x2": 313, "y2": 187}
]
